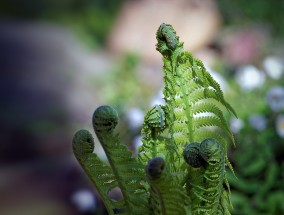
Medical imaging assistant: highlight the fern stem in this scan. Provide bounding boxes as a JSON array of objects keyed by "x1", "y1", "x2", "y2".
[
  {"x1": 93, "y1": 106, "x2": 148, "y2": 214},
  {"x1": 153, "y1": 186, "x2": 166, "y2": 215},
  {"x1": 72, "y1": 129, "x2": 119, "y2": 215}
]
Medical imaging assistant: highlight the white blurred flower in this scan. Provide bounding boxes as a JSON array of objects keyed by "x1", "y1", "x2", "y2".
[
  {"x1": 230, "y1": 118, "x2": 244, "y2": 134},
  {"x1": 249, "y1": 114, "x2": 267, "y2": 131},
  {"x1": 206, "y1": 66, "x2": 228, "y2": 92},
  {"x1": 276, "y1": 115, "x2": 284, "y2": 138},
  {"x1": 266, "y1": 86, "x2": 284, "y2": 112},
  {"x1": 151, "y1": 88, "x2": 165, "y2": 106},
  {"x1": 133, "y1": 135, "x2": 143, "y2": 155},
  {"x1": 71, "y1": 189, "x2": 96, "y2": 212},
  {"x1": 235, "y1": 65, "x2": 265, "y2": 91},
  {"x1": 263, "y1": 56, "x2": 283, "y2": 80},
  {"x1": 126, "y1": 108, "x2": 144, "y2": 130}
]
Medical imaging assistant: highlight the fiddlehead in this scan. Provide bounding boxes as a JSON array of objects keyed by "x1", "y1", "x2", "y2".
[
  {"x1": 72, "y1": 129, "x2": 94, "y2": 158},
  {"x1": 146, "y1": 156, "x2": 166, "y2": 180},
  {"x1": 183, "y1": 142, "x2": 205, "y2": 168},
  {"x1": 139, "y1": 105, "x2": 168, "y2": 163},
  {"x1": 144, "y1": 105, "x2": 167, "y2": 130},
  {"x1": 200, "y1": 138, "x2": 223, "y2": 163},
  {"x1": 93, "y1": 105, "x2": 118, "y2": 136},
  {"x1": 156, "y1": 23, "x2": 182, "y2": 58}
]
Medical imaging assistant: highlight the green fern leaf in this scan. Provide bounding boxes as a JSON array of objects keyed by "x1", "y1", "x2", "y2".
[
  {"x1": 193, "y1": 116, "x2": 234, "y2": 145},
  {"x1": 92, "y1": 105, "x2": 148, "y2": 214},
  {"x1": 146, "y1": 157, "x2": 190, "y2": 215},
  {"x1": 153, "y1": 23, "x2": 236, "y2": 214},
  {"x1": 154, "y1": 23, "x2": 237, "y2": 170},
  {"x1": 72, "y1": 129, "x2": 123, "y2": 215},
  {"x1": 184, "y1": 138, "x2": 232, "y2": 215},
  {"x1": 139, "y1": 105, "x2": 168, "y2": 164}
]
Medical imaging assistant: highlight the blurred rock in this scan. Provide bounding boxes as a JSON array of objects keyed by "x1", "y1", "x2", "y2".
[{"x1": 107, "y1": 0, "x2": 221, "y2": 63}]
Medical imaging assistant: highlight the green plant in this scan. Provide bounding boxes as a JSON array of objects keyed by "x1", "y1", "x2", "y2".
[
  {"x1": 225, "y1": 76, "x2": 284, "y2": 214},
  {"x1": 72, "y1": 23, "x2": 237, "y2": 215}
]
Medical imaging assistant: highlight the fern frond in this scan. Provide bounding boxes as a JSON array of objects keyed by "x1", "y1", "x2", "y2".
[
  {"x1": 192, "y1": 102, "x2": 235, "y2": 145},
  {"x1": 139, "y1": 105, "x2": 169, "y2": 165},
  {"x1": 205, "y1": 72, "x2": 237, "y2": 118},
  {"x1": 183, "y1": 138, "x2": 232, "y2": 215},
  {"x1": 194, "y1": 116, "x2": 234, "y2": 145},
  {"x1": 193, "y1": 129, "x2": 227, "y2": 146},
  {"x1": 193, "y1": 61, "x2": 237, "y2": 118},
  {"x1": 220, "y1": 190, "x2": 232, "y2": 215},
  {"x1": 146, "y1": 157, "x2": 190, "y2": 215},
  {"x1": 93, "y1": 106, "x2": 148, "y2": 214},
  {"x1": 190, "y1": 88, "x2": 236, "y2": 117},
  {"x1": 72, "y1": 129, "x2": 123, "y2": 215},
  {"x1": 192, "y1": 103, "x2": 227, "y2": 128},
  {"x1": 225, "y1": 156, "x2": 236, "y2": 178},
  {"x1": 74, "y1": 23, "x2": 237, "y2": 215}
]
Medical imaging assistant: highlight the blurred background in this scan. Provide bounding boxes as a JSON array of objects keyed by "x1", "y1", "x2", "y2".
[{"x1": 0, "y1": 0, "x2": 284, "y2": 214}]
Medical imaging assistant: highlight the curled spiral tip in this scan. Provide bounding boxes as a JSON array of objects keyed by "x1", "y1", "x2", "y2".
[
  {"x1": 92, "y1": 105, "x2": 118, "y2": 134},
  {"x1": 183, "y1": 142, "x2": 205, "y2": 168},
  {"x1": 146, "y1": 157, "x2": 166, "y2": 180},
  {"x1": 144, "y1": 105, "x2": 166, "y2": 130},
  {"x1": 156, "y1": 23, "x2": 179, "y2": 55},
  {"x1": 72, "y1": 129, "x2": 94, "y2": 157},
  {"x1": 200, "y1": 138, "x2": 221, "y2": 161}
]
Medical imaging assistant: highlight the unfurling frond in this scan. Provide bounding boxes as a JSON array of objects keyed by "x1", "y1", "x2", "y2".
[
  {"x1": 153, "y1": 22, "x2": 236, "y2": 214},
  {"x1": 183, "y1": 138, "x2": 232, "y2": 215},
  {"x1": 92, "y1": 106, "x2": 148, "y2": 215},
  {"x1": 146, "y1": 157, "x2": 190, "y2": 215},
  {"x1": 72, "y1": 23, "x2": 236, "y2": 215},
  {"x1": 72, "y1": 130, "x2": 122, "y2": 215}
]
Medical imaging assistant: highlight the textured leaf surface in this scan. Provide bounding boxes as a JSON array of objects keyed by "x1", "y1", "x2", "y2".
[
  {"x1": 146, "y1": 157, "x2": 190, "y2": 215},
  {"x1": 93, "y1": 106, "x2": 148, "y2": 215},
  {"x1": 72, "y1": 129, "x2": 123, "y2": 215},
  {"x1": 184, "y1": 138, "x2": 231, "y2": 215}
]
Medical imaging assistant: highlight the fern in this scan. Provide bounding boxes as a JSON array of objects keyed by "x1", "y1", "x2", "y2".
[
  {"x1": 92, "y1": 106, "x2": 148, "y2": 214},
  {"x1": 184, "y1": 138, "x2": 231, "y2": 215},
  {"x1": 72, "y1": 129, "x2": 123, "y2": 215},
  {"x1": 146, "y1": 157, "x2": 190, "y2": 215},
  {"x1": 72, "y1": 23, "x2": 237, "y2": 215},
  {"x1": 153, "y1": 23, "x2": 236, "y2": 214},
  {"x1": 139, "y1": 105, "x2": 168, "y2": 163}
]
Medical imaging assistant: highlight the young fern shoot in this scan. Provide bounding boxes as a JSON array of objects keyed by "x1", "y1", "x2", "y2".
[{"x1": 72, "y1": 23, "x2": 237, "y2": 215}]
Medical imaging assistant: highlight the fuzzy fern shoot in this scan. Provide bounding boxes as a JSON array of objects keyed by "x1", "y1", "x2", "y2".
[{"x1": 72, "y1": 23, "x2": 237, "y2": 215}]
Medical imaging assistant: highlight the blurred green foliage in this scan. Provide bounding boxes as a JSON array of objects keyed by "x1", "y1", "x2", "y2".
[
  {"x1": 0, "y1": 0, "x2": 124, "y2": 47},
  {"x1": 218, "y1": 0, "x2": 284, "y2": 39},
  {"x1": 97, "y1": 54, "x2": 144, "y2": 110},
  {"x1": 92, "y1": 54, "x2": 157, "y2": 147},
  {"x1": 1, "y1": 0, "x2": 283, "y2": 45},
  {"x1": 226, "y1": 75, "x2": 284, "y2": 214}
]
